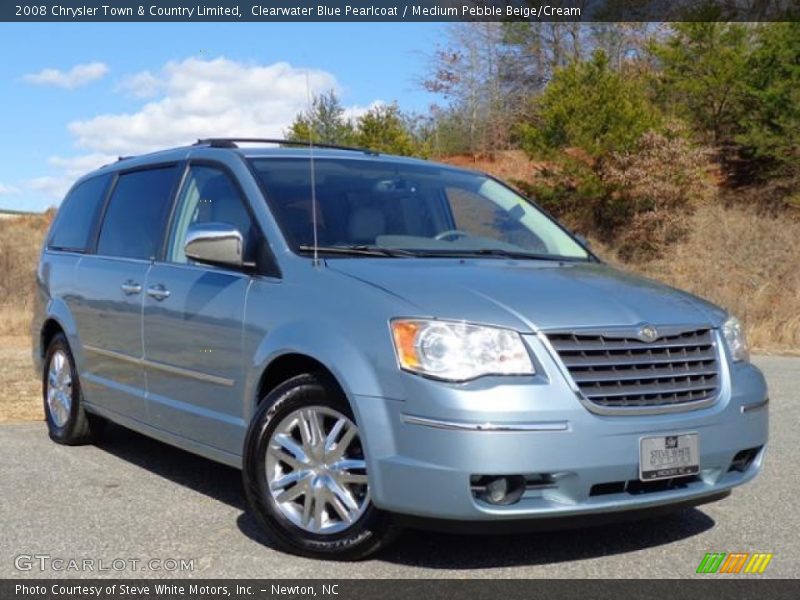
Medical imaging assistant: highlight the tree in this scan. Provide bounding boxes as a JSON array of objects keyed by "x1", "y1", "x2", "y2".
[
  {"x1": 518, "y1": 51, "x2": 661, "y2": 158},
  {"x1": 650, "y1": 23, "x2": 752, "y2": 145},
  {"x1": 423, "y1": 23, "x2": 522, "y2": 153},
  {"x1": 354, "y1": 104, "x2": 418, "y2": 156},
  {"x1": 285, "y1": 90, "x2": 355, "y2": 145},
  {"x1": 737, "y1": 23, "x2": 800, "y2": 174},
  {"x1": 422, "y1": 23, "x2": 666, "y2": 155}
]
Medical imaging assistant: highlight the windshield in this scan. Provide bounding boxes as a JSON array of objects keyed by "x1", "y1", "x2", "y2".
[{"x1": 249, "y1": 157, "x2": 590, "y2": 261}]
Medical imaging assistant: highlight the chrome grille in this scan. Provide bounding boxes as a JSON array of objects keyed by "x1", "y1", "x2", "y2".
[{"x1": 547, "y1": 328, "x2": 720, "y2": 410}]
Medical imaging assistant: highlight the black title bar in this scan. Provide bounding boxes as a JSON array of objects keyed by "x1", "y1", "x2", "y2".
[
  {"x1": 3, "y1": 579, "x2": 800, "y2": 600},
  {"x1": 3, "y1": 0, "x2": 800, "y2": 22}
]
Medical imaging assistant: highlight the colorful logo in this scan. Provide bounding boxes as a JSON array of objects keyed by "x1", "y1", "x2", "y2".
[{"x1": 696, "y1": 552, "x2": 773, "y2": 574}]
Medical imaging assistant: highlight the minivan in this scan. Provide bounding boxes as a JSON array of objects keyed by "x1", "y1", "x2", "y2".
[{"x1": 33, "y1": 139, "x2": 768, "y2": 560}]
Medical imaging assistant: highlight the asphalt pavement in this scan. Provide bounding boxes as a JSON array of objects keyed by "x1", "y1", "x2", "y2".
[{"x1": 1, "y1": 356, "x2": 797, "y2": 579}]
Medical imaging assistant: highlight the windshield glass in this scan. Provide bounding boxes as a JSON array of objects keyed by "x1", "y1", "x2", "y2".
[{"x1": 249, "y1": 157, "x2": 589, "y2": 260}]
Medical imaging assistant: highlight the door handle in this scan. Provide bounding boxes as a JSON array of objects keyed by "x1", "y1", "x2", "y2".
[
  {"x1": 146, "y1": 284, "x2": 171, "y2": 301},
  {"x1": 120, "y1": 280, "x2": 142, "y2": 295}
]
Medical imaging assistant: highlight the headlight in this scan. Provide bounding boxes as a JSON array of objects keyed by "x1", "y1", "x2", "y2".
[
  {"x1": 390, "y1": 319, "x2": 535, "y2": 381},
  {"x1": 722, "y1": 316, "x2": 749, "y2": 362}
]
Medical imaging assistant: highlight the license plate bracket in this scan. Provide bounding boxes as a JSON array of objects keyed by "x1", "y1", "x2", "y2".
[{"x1": 639, "y1": 433, "x2": 699, "y2": 481}]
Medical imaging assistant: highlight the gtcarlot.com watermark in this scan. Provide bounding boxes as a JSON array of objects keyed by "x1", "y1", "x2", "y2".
[{"x1": 14, "y1": 554, "x2": 194, "y2": 573}]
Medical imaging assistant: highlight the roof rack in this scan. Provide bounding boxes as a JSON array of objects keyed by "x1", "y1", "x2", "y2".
[{"x1": 194, "y1": 138, "x2": 379, "y2": 155}]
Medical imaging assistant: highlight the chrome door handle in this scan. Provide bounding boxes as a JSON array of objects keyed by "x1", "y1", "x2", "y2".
[
  {"x1": 146, "y1": 284, "x2": 171, "y2": 301},
  {"x1": 121, "y1": 281, "x2": 142, "y2": 295}
]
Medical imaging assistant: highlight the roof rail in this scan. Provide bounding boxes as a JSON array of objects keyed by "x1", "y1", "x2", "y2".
[{"x1": 194, "y1": 138, "x2": 379, "y2": 155}]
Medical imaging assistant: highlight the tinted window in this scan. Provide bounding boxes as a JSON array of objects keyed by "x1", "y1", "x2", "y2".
[
  {"x1": 48, "y1": 174, "x2": 110, "y2": 252},
  {"x1": 97, "y1": 166, "x2": 177, "y2": 260},
  {"x1": 446, "y1": 187, "x2": 548, "y2": 253},
  {"x1": 249, "y1": 158, "x2": 588, "y2": 259},
  {"x1": 167, "y1": 165, "x2": 256, "y2": 264}
]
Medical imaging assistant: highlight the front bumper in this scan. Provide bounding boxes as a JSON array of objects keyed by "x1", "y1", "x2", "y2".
[{"x1": 352, "y1": 337, "x2": 769, "y2": 522}]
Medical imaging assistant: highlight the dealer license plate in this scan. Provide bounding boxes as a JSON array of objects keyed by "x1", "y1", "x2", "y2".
[{"x1": 639, "y1": 433, "x2": 699, "y2": 481}]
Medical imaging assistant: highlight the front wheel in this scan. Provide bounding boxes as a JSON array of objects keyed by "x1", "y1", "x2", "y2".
[{"x1": 242, "y1": 372, "x2": 395, "y2": 560}]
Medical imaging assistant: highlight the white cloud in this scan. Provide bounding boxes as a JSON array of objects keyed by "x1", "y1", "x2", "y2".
[
  {"x1": 25, "y1": 176, "x2": 71, "y2": 199},
  {"x1": 22, "y1": 154, "x2": 115, "y2": 201},
  {"x1": 0, "y1": 183, "x2": 19, "y2": 195},
  {"x1": 70, "y1": 57, "x2": 339, "y2": 155},
  {"x1": 26, "y1": 57, "x2": 374, "y2": 205},
  {"x1": 342, "y1": 100, "x2": 385, "y2": 122},
  {"x1": 23, "y1": 62, "x2": 109, "y2": 89},
  {"x1": 115, "y1": 70, "x2": 162, "y2": 98},
  {"x1": 48, "y1": 153, "x2": 116, "y2": 176}
]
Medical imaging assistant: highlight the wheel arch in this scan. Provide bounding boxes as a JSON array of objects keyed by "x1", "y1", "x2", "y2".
[
  {"x1": 255, "y1": 353, "x2": 347, "y2": 409},
  {"x1": 40, "y1": 318, "x2": 65, "y2": 358},
  {"x1": 36, "y1": 298, "x2": 83, "y2": 374}
]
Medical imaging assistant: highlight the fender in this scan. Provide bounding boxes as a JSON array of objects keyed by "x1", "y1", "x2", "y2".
[
  {"x1": 244, "y1": 318, "x2": 405, "y2": 418},
  {"x1": 243, "y1": 318, "x2": 407, "y2": 478}
]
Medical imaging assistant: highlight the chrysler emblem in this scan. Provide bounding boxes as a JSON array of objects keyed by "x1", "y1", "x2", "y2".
[{"x1": 638, "y1": 324, "x2": 659, "y2": 343}]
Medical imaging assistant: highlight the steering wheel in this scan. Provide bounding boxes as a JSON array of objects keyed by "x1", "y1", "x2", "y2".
[{"x1": 434, "y1": 229, "x2": 471, "y2": 241}]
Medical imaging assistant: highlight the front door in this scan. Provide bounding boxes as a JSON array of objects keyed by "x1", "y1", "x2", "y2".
[{"x1": 142, "y1": 164, "x2": 256, "y2": 454}]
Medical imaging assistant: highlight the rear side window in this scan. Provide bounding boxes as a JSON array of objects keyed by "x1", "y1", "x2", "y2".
[
  {"x1": 48, "y1": 174, "x2": 110, "y2": 252},
  {"x1": 97, "y1": 166, "x2": 178, "y2": 260}
]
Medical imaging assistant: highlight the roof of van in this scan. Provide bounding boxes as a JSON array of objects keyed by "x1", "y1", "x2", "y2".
[{"x1": 98, "y1": 138, "x2": 462, "y2": 173}]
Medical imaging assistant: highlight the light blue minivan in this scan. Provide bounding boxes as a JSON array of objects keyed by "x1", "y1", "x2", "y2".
[{"x1": 33, "y1": 139, "x2": 768, "y2": 559}]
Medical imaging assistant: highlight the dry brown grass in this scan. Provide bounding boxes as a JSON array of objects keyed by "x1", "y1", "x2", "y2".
[
  {"x1": 0, "y1": 336, "x2": 42, "y2": 422},
  {"x1": 441, "y1": 150, "x2": 544, "y2": 183},
  {"x1": 0, "y1": 212, "x2": 51, "y2": 336},
  {"x1": 0, "y1": 213, "x2": 49, "y2": 421},
  {"x1": 631, "y1": 203, "x2": 800, "y2": 354}
]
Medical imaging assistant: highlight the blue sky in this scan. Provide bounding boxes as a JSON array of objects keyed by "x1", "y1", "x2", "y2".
[{"x1": 0, "y1": 23, "x2": 443, "y2": 211}]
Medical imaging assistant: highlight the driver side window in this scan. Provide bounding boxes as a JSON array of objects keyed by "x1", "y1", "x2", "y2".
[{"x1": 168, "y1": 165, "x2": 255, "y2": 264}]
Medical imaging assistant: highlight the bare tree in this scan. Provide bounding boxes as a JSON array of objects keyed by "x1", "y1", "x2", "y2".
[{"x1": 421, "y1": 22, "x2": 666, "y2": 155}]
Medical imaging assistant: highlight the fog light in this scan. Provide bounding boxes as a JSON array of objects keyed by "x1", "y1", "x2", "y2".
[
  {"x1": 487, "y1": 477, "x2": 508, "y2": 503},
  {"x1": 471, "y1": 475, "x2": 526, "y2": 505}
]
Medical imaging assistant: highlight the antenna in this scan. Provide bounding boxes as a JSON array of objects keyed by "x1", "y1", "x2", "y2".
[{"x1": 306, "y1": 72, "x2": 320, "y2": 268}]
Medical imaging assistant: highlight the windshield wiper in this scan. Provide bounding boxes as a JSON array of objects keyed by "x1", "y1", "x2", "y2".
[
  {"x1": 474, "y1": 248, "x2": 568, "y2": 261},
  {"x1": 298, "y1": 245, "x2": 414, "y2": 258},
  {"x1": 420, "y1": 248, "x2": 569, "y2": 261}
]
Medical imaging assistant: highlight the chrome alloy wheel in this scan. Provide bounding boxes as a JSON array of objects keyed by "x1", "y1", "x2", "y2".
[
  {"x1": 265, "y1": 406, "x2": 369, "y2": 534},
  {"x1": 46, "y1": 349, "x2": 72, "y2": 427}
]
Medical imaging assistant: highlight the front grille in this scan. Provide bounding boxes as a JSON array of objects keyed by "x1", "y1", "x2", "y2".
[{"x1": 547, "y1": 328, "x2": 720, "y2": 410}]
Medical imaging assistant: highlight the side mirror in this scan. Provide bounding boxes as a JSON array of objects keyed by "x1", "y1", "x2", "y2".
[{"x1": 184, "y1": 222, "x2": 244, "y2": 269}]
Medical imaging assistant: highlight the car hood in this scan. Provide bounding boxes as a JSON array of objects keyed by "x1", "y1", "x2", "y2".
[{"x1": 328, "y1": 258, "x2": 726, "y2": 332}]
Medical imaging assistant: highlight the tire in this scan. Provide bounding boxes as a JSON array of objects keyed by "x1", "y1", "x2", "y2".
[
  {"x1": 42, "y1": 333, "x2": 105, "y2": 445},
  {"x1": 243, "y1": 372, "x2": 396, "y2": 560}
]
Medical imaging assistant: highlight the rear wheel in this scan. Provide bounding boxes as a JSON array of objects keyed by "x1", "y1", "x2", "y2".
[
  {"x1": 43, "y1": 333, "x2": 104, "y2": 445},
  {"x1": 243, "y1": 372, "x2": 395, "y2": 560}
]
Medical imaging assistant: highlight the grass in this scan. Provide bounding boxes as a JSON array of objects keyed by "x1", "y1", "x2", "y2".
[
  {"x1": 632, "y1": 203, "x2": 800, "y2": 354},
  {"x1": 0, "y1": 213, "x2": 49, "y2": 421},
  {"x1": 0, "y1": 212, "x2": 51, "y2": 336},
  {"x1": 0, "y1": 336, "x2": 42, "y2": 422}
]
